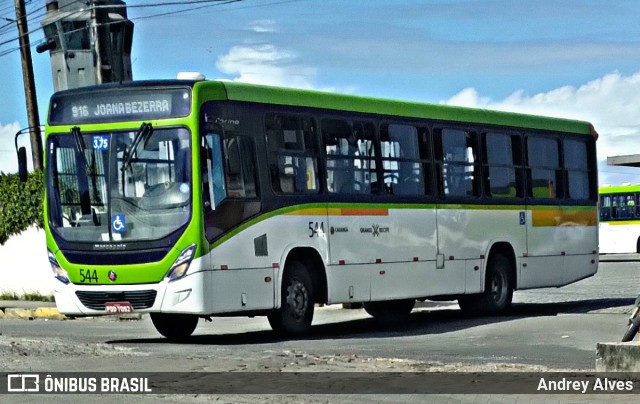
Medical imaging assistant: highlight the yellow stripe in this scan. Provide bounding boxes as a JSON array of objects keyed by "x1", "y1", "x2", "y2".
[
  {"x1": 283, "y1": 204, "x2": 594, "y2": 226},
  {"x1": 340, "y1": 208, "x2": 388, "y2": 216},
  {"x1": 531, "y1": 208, "x2": 597, "y2": 227},
  {"x1": 285, "y1": 207, "x2": 390, "y2": 216},
  {"x1": 285, "y1": 208, "x2": 327, "y2": 216}
]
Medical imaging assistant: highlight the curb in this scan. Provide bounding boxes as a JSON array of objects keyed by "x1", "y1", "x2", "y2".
[
  {"x1": 0, "y1": 305, "x2": 147, "y2": 321},
  {"x1": 1, "y1": 306, "x2": 66, "y2": 320},
  {"x1": 596, "y1": 342, "x2": 640, "y2": 372}
]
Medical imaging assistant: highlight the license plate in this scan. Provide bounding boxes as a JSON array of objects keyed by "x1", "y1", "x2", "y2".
[{"x1": 105, "y1": 301, "x2": 133, "y2": 314}]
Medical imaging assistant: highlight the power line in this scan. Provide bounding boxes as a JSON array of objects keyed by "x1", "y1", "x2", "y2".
[
  {"x1": 0, "y1": 0, "x2": 251, "y2": 58},
  {"x1": 131, "y1": 0, "x2": 241, "y2": 20},
  {"x1": 0, "y1": 0, "x2": 307, "y2": 59}
]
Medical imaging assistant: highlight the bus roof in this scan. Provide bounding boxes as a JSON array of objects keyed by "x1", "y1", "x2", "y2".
[
  {"x1": 198, "y1": 80, "x2": 596, "y2": 136},
  {"x1": 49, "y1": 79, "x2": 596, "y2": 136}
]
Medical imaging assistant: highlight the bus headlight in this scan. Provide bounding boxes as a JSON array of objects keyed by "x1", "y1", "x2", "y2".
[
  {"x1": 166, "y1": 244, "x2": 196, "y2": 282},
  {"x1": 48, "y1": 250, "x2": 69, "y2": 284}
]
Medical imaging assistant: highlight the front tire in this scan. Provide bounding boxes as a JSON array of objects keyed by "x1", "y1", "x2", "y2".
[
  {"x1": 150, "y1": 313, "x2": 198, "y2": 340},
  {"x1": 268, "y1": 260, "x2": 315, "y2": 336},
  {"x1": 459, "y1": 254, "x2": 513, "y2": 315}
]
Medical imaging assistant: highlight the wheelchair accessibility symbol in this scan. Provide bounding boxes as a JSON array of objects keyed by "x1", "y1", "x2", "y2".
[{"x1": 111, "y1": 214, "x2": 126, "y2": 233}]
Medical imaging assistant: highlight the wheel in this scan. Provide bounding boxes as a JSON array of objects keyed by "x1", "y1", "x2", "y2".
[
  {"x1": 363, "y1": 299, "x2": 415, "y2": 322},
  {"x1": 459, "y1": 254, "x2": 513, "y2": 315},
  {"x1": 622, "y1": 321, "x2": 640, "y2": 342},
  {"x1": 268, "y1": 260, "x2": 315, "y2": 336},
  {"x1": 150, "y1": 313, "x2": 198, "y2": 340}
]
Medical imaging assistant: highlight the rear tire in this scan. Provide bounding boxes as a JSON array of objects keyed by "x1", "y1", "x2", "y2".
[
  {"x1": 268, "y1": 260, "x2": 315, "y2": 336},
  {"x1": 459, "y1": 254, "x2": 513, "y2": 315},
  {"x1": 150, "y1": 313, "x2": 198, "y2": 340}
]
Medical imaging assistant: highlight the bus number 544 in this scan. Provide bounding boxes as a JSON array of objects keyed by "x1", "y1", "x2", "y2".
[
  {"x1": 308, "y1": 221, "x2": 325, "y2": 238},
  {"x1": 79, "y1": 269, "x2": 98, "y2": 283}
]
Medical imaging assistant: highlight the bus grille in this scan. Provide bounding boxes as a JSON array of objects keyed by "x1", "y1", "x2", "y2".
[{"x1": 75, "y1": 290, "x2": 157, "y2": 310}]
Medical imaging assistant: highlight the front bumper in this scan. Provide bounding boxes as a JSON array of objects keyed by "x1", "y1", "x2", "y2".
[{"x1": 54, "y1": 268, "x2": 211, "y2": 316}]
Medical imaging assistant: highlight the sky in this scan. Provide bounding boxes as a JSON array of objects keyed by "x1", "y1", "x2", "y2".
[{"x1": 1, "y1": 0, "x2": 640, "y2": 186}]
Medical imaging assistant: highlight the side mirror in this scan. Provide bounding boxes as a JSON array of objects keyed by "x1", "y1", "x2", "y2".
[{"x1": 17, "y1": 147, "x2": 28, "y2": 182}]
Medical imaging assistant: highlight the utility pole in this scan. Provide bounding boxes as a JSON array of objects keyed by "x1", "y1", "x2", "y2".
[
  {"x1": 14, "y1": 0, "x2": 43, "y2": 171},
  {"x1": 92, "y1": 0, "x2": 113, "y2": 83}
]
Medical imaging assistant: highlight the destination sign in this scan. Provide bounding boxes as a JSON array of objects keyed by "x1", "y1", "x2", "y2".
[{"x1": 49, "y1": 87, "x2": 191, "y2": 124}]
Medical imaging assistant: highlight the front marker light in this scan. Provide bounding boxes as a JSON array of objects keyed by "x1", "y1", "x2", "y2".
[
  {"x1": 48, "y1": 250, "x2": 69, "y2": 284},
  {"x1": 166, "y1": 244, "x2": 197, "y2": 282}
]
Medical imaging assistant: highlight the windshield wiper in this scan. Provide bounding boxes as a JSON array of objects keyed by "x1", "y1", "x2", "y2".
[
  {"x1": 71, "y1": 127, "x2": 90, "y2": 175},
  {"x1": 121, "y1": 122, "x2": 153, "y2": 172}
]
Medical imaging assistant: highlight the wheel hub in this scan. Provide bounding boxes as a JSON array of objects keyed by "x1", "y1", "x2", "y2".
[{"x1": 286, "y1": 281, "x2": 308, "y2": 320}]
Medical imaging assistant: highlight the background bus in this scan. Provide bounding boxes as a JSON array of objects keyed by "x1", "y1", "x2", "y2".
[
  {"x1": 599, "y1": 184, "x2": 640, "y2": 254},
  {"x1": 23, "y1": 79, "x2": 599, "y2": 339}
]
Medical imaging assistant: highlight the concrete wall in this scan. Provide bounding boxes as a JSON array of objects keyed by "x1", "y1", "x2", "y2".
[{"x1": 0, "y1": 227, "x2": 53, "y2": 295}]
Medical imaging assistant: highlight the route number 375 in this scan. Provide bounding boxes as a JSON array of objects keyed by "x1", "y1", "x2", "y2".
[{"x1": 308, "y1": 221, "x2": 325, "y2": 238}]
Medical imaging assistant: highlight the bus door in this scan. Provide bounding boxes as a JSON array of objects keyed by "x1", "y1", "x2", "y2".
[
  {"x1": 521, "y1": 135, "x2": 567, "y2": 288},
  {"x1": 434, "y1": 128, "x2": 483, "y2": 296},
  {"x1": 368, "y1": 123, "x2": 439, "y2": 300},
  {"x1": 477, "y1": 131, "x2": 528, "y2": 291},
  {"x1": 323, "y1": 119, "x2": 379, "y2": 302}
]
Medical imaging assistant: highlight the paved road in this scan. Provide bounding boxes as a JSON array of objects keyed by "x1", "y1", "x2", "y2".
[
  {"x1": 2, "y1": 261, "x2": 638, "y2": 369},
  {"x1": 1, "y1": 261, "x2": 638, "y2": 403}
]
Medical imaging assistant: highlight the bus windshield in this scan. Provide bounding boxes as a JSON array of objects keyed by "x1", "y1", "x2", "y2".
[{"x1": 46, "y1": 126, "x2": 192, "y2": 243}]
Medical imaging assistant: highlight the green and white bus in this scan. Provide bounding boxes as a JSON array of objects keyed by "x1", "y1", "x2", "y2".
[
  {"x1": 599, "y1": 184, "x2": 640, "y2": 254},
  {"x1": 27, "y1": 79, "x2": 599, "y2": 339}
]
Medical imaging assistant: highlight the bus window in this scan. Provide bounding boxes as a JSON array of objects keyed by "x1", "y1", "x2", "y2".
[
  {"x1": 483, "y1": 132, "x2": 522, "y2": 198},
  {"x1": 323, "y1": 118, "x2": 377, "y2": 194},
  {"x1": 379, "y1": 123, "x2": 428, "y2": 195},
  {"x1": 203, "y1": 133, "x2": 227, "y2": 208},
  {"x1": 564, "y1": 138, "x2": 591, "y2": 200},
  {"x1": 266, "y1": 113, "x2": 319, "y2": 194},
  {"x1": 600, "y1": 195, "x2": 611, "y2": 220},
  {"x1": 224, "y1": 136, "x2": 257, "y2": 198},
  {"x1": 526, "y1": 136, "x2": 561, "y2": 199},
  {"x1": 435, "y1": 128, "x2": 480, "y2": 198}
]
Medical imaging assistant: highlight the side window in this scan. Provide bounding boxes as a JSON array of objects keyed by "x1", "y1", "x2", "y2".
[
  {"x1": 224, "y1": 136, "x2": 257, "y2": 198},
  {"x1": 482, "y1": 132, "x2": 522, "y2": 198},
  {"x1": 526, "y1": 136, "x2": 561, "y2": 199},
  {"x1": 379, "y1": 123, "x2": 430, "y2": 195},
  {"x1": 203, "y1": 133, "x2": 227, "y2": 208},
  {"x1": 610, "y1": 193, "x2": 635, "y2": 219},
  {"x1": 323, "y1": 118, "x2": 377, "y2": 194},
  {"x1": 599, "y1": 195, "x2": 611, "y2": 221},
  {"x1": 434, "y1": 128, "x2": 480, "y2": 198},
  {"x1": 266, "y1": 113, "x2": 319, "y2": 194},
  {"x1": 202, "y1": 131, "x2": 257, "y2": 209},
  {"x1": 564, "y1": 138, "x2": 592, "y2": 201}
]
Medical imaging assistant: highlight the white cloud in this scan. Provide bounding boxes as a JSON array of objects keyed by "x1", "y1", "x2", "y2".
[
  {"x1": 247, "y1": 19, "x2": 277, "y2": 33},
  {"x1": 216, "y1": 44, "x2": 320, "y2": 89},
  {"x1": 215, "y1": 37, "x2": 356, "y2": 94},
  {"x1": 444, "y1": 71, "x2": 640, "y2": 185}
]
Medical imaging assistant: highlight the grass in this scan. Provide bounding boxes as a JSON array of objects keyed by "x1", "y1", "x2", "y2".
[{"x1": 0, "y1": 291, "x2": 55, "y2": 302}]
